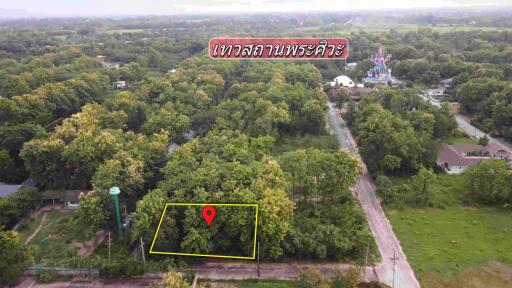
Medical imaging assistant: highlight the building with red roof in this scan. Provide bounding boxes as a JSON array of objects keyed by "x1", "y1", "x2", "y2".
[{"x1": 437, "y1": 143, "x2": 512, "y2": 174}]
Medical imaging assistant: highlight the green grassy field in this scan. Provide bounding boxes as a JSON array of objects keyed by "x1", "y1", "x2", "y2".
[
  {"x1": 419, "y1": 261, "x2": 512, "y2": 288},
  {"x1": 444, "y1": 132, "x2": 477, "y2": 145},
  {"x1": 16, "y1": 210, "x2": 85, "y2": 267},
  {"x1": 389, "y1": 173, "x2": 465, "y2": 207},
  {"x1": 387, "y1": 207, "x2": 512, "y2": 280},
  {"x1": 385, "y1": 170, "x2": 512, "y2": 287},
  {"x1": 17, "y1": 210, "x2": 68, "y2": 243}
]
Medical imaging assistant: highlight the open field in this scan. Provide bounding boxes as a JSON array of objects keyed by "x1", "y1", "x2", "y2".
[
  {"x1": 295, "y1": 24, "x2": 512, "y2": 35},
  {"x1": 443, "y1": 132, "x2": 477, "y2": 145},
  {"x1": 103, "y1": 28, "x2": 146, "y2": 34},
  {"x1": 386, "y1": 206, "x2": 512, "y2": 285},
  {"x1": 389, "y1": 173, "x2": 465, "y2": 207},
  {"x1": 17, "y1": 210, "x2": 71, "y2": 244},
  {"x1": 420, "y1": 261, "x2": 512, "y2": 288},
  {"x1": 16, "y1": 210, "x2": 84, "y2": 267}
]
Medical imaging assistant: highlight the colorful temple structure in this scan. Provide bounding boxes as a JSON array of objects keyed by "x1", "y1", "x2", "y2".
[{"x1": 362, "y1": 46, "x2": 402, "y2": 87}]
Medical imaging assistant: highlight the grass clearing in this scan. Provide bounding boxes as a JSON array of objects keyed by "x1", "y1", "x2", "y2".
[
  {"x1": 444, "y1": 131, "x2": 477, "y2": 145},
  {"x1": 16, "y1": 210, "x2": 85, "y2": 267},
  {"x1": 272, "y1": 133, "x2": 339, "y2": 155},
  {"x1": 386, "y1": 206, "x2": 512, "y2": 281},
  {"x1": 16, "y1": 213, "x2": 45, "y2": 242},
  {"x1": 419, "y1": 261, "x2": 512, "y2": 288},
  {"x1": 388, "y1": 173, "x2": 465, "y2": 207},
  {"x1": 201, "y1": 279, "x2": 389, "y2": 288},
  {"x1": 385, "y1": 170, "x2": 512, "y2": 287},
  {"x1": 202, "y1": 279, "x2": 300, "y2": 288}
]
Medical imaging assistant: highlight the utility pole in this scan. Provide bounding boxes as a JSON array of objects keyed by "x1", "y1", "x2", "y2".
[
  {"x1": 124, "y1": 205, "x2": 129, "y2": 241},
  {"x1": 140, "y1": 237, "x2": 146, "y2": 266},
  {"x1": 362, "y1": 242, "x2": 370, "y2": 277},
  {"x1": 391, "y1": 250, "x2": 399, "y2": 288},
  {"x1": 108, "y1": 232, "x2": 112, "y2": 262},
  {"x1": 257, "y1": 241, "x2": 260, "y2": 278}
]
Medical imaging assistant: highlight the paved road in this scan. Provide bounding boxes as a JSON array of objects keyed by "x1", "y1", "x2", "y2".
[
  {"x1": 418, "y1": 93, "x2": 512, "y2": 152},
  {"x1": 455, "y1": 114, "x2": 512, "y2": 151},
  {"x1": 327, "y1": 102, "x2": 421, "y2": 288}
]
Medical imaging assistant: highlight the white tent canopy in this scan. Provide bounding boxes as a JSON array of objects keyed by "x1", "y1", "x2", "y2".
[{"x1": 330, "y1": 75, "x2": 356, "y2": 88}]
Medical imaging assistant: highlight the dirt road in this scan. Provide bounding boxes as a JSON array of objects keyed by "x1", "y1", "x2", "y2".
[
  {"x1": 15, "y1": 261, "x2": 373, "y2": 288},
  {"x1": 24, "y1": 212, "x2": 47, "y2": 245},
  {"x1": 327, "y1": 102, "x2": 421, "y2": 288}
]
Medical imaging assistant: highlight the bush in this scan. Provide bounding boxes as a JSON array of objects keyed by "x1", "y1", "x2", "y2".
[
  {"x1": 98, "y1": 259, "x2": 145, "y2": 278},
  {"x1": 35, "y1": 269, "x2": 58, "y2": 283},
  {"x1": 35, "y1": 269, "x2": 72, "y2": 283},
  {"x1": 0, "y1": 229, "x2": 27, "y2": 284},
  {"x1": 284, "y1": 202, "x2": 376, "y2": 262},
  {"x1": 298, "y1": 267, "x2": 331, "y2": 288},
  {"x1": 0, "y1": 187, "x2": 40, "y2": 229},
  {"x1": 149, "y1": 270, "x2": 199, "y2": 288},
  {"x1": 146, "y1": 257, "x2": 186, "y2": 272}
]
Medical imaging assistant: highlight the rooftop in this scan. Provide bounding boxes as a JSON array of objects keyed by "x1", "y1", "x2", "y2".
[
  {"x1": 438, "y1": 144, "x2": 512, "y2": 167},
  {"x1": 0, "y1": 183, "x2": 20, "y2": 198}
]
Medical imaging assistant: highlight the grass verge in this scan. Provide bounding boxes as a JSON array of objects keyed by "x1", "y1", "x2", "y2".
[{"x1": 272, "y1": 133, "x2": 339, "y2": 155}]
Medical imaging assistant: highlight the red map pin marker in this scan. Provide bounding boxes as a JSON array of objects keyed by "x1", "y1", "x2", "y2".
[{"x1": 202, "y1": 205, "x2": 216, "y2": 226}]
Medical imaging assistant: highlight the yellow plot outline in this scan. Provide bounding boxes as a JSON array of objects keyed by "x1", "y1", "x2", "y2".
[{"x1": 149, "y1": 203, "x2": 259, "y2": 259}]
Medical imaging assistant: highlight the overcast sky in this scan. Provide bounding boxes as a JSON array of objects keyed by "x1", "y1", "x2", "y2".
[{"x1": 1, "y1": 0, "x2": 511, "y2": 17}]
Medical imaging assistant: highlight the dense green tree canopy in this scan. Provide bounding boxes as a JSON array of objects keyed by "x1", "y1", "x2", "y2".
[
  {"x1": 0, "y1": 229, "x2": 27, "y2": 284},
  {"x1": 133, "y1": 129, "x2": 293, "y2": 258}
]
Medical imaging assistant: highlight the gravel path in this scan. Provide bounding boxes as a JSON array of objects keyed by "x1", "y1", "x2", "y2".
[{"x1": 24, "y1": 212, "x2": 47, "y2": 245}]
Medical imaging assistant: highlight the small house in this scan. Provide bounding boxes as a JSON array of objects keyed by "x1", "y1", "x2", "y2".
[
  {"x1": 112, "y1": 80, "x2": 126, "y2": 89},
  {"x1": 96, "y1": 55, "x2": 106, "y2": 63},
  {"x1": 0, "y1": 183, "x2": 20, "y2": 198},
  {"x1": 437, "y1": 143, "x2": 512, "y2": 174},
  {"x1": 103, "y1": 62, "x2": 120, "y2": 69}
]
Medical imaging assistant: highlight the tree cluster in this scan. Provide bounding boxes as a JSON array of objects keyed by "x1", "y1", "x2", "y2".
[
  {"x1": 345, "y1": 86, "x2": 456, "y2": 175},
  {"x1": 464, "y1": 159, "x2": 512, "y2": 206}
]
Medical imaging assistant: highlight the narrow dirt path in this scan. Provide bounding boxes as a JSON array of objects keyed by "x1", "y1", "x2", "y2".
[{"x1": 24, "y1": 212, "x2": 47, "y2": 245}]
